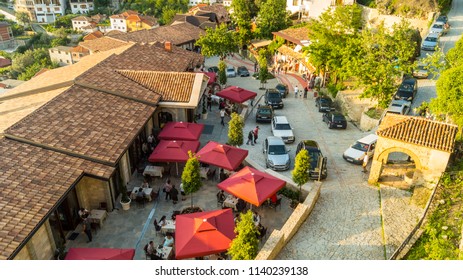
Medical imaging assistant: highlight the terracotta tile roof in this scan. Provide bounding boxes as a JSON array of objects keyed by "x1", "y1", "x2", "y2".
[
  {"x1": 117, "y1": 71, "x2": 198, "y2": 102},
  {"x1": 377, "y1": 114, "x2": 458, "y2": 153},
  {"x1": 277, "y1": 45, "x2": 315, "y2": 72},
  {"x1": 71, "y1": 45, "x2": 90, "y2": 54},
  {"x1": 196, "y1": 4, "x2": 230, "y2": 23},
  {"x1": 126, "y1": 14, "x2": 158, "y2": 27},
  {"x1": 273, "y1": 26, "x2": 311, "y2": 45},
  {"x1": 83, "y1": 30, "x2": 104, "y2": 41},
  {"x1": 0, "y1": 138, "x2": 114, "y2": 260},
  {"x1": 72, "y1": 16, "x2": 92, "y2": 22},
  {"x1": 108, "y1": 22, "x2": 205, "y2": 45},
  {"x1": 79, "y1": 36, "x2": 131, "y2": 53},
  {"x1": 31, "y1": 68, "x2": 49, "y2": 78},
  {"x1": 105, "y1": 30, "x2": 124, "y2": 36},
  {"x1": 4, "y1": 85, "x2": 156, "y2": 164},
  {"x1": 0, "y1": 58, "x2": 12, "y2": 68},
  {"x1": 171, "y1": 14, "x2": 211, "y2": 27}
]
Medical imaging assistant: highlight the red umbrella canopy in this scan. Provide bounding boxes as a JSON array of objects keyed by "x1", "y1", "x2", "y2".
[
  {"x1": 148, "y1": 140, "x2": 199, "y2": 162},
  {"x1": 175, "y1": 208, "x2": 235, "y2": 259},
  {"x1": 202, "y1": 72, "x2": 217, "y2": 85},
  {"x1": 196, "y1": 141, "x2": 248, "y2": 171},
  {"x1": 64, "y1": 248, "x2": 135, "y2": 260},
  {"x1": 216, "y1": 86, "x2": 257, "y2": 103},
  {"x1": 217, "y1": 166, "x2": 286, "y2": 206},
  {"x1": 158, "y1": 121, "x2": 204, "y2": 141}
]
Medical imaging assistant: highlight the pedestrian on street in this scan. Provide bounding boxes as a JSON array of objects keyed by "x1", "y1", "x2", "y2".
[
  {"x1": 253, "y1": 126, "x2": 260, "y2": 144},
  {"x1": 303, "y1": 86, "x2": 308, "y2": 98},
  {"x1": 170, "y1": 185, "x2": 179, "y2": 204},
  {"x1": 207, "y1": 93, "x2": 212, "y2": 111},
  {"x1": 246, "y1": 130, "x2": 255, "y2": 145},
  {"x1": 82, "y1": 213, "x2": 92, "y2": 243},
  {"x1": 220, "y1": 108, "x2": 226, "y2": 126},
  {"x1": 362, "y1": 152, "x2": 369, "y2": 173},
  {"x1": 294, "y1": 85, "x2": 299, "y2": 98},
  {"x1": 164, "y1": 179, "x2": 173, "y2": 200},
  {"x1": 254, "y1": 62, "x2": 258, "y2": 73},
  {"x1": 179, "y1": 183, "x2": 186, "y2": 201}
]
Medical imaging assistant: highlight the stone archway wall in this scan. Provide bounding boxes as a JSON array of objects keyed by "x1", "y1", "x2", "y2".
[{"x1": 368, "y1": 137, "x2": 451, "y2": 187}]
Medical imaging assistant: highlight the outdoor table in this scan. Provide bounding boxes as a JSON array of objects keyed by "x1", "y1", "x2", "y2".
[
  {"x1": 89, "y1": 209, "x2": 107, "y2": 228},
  {"x1": 222, "y1": 196, "x2": 238, "y2": 211},
  {"x1": 156, "y1": 246, "x2": 173, "y2": 260},
  {"x1": 161, "y1": 219, "x2": 176, "y2": 234},
  {"x1": 130, "y1": 187, "x2": 153, "y2": 201},
  {"x1": 200, "y1": 167, "x2": 210, "y2": 179},
  {"x1": 143, "y1": 166, "x2": 164, "y2": 178}
]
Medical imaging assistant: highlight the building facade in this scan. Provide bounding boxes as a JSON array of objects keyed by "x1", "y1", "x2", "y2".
[
  {"x1": 0, "y1": 22, "x2": 15, "y2": 50},
  {"x1": 34, "y1": 0, "x2": 67, "y2": 23},
  {"x1": 49, "y1": 46, "x2": 73, "y2": 66},
  {"x1": 69, "y1": 0, "x2": 94, "y2": 14}
]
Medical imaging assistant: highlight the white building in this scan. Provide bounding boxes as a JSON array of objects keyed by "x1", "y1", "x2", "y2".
[
  {"x1": 71, "y1": 16, "x2": 93, "y2": 31},
  {"x1": 34, "y1": 0, "x2": 66, "y2": 23},
  {"x1": 69, "y1": 0, "x2": 94, "y2": 14},
  {"x1": 49, "y1": 46, "x2": 73, "y2": 66},
  {"x1": 223, "y1": 0, "x2": 231, "y2": 7},
  {"x1": 286, "y1": 0, "x2": 355, "y2": 20},
  {"x1": 110, "y1": 14, "x2": 128, "y2": 32}
]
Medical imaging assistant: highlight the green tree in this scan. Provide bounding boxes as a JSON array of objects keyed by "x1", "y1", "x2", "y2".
[
  {"x1": 420, "y1": 47, "x2": 447, "y2": 79},
  {"x1": 256, "y1": 0, "x2": 290, "y2": 39},
  {"x1": 218, "y1": 60, "x2": 227, "y2": 86},
  {"x1": 181, "y1": 151, "x2": 202, "y2": 207},
  {"x1": 230, "y1": 0, "x2": 256, "y2": 46},
  {"x1": 160, "y1": 8, "x2": 180, "y2": 25},
  {"x1": 15, "y1": 11, "x2": 31, "y2": 27},
  {"x1": 195, "y1": 24, "x2": 237, "y2": 60},
  {"x1": 228, "y1": 211, "x2": 259, "y2": 260},
  {"x1": 228, "y1": 112, "x2": 244, "y2": 146},
  {"x1": 429, "y1": 65, "x2": 463, "y2": 128},
  {"x1": 258, "y1": 55, "x2": 269, "y2": 89},
  {"x1": 291, "y1": 149, "x2": 310, "y2": 202},
  {"x1": 446, "y1": 38, "x2": 463, "y2": 68}
]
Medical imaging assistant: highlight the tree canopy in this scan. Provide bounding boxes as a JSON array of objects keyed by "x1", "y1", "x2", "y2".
[
  {"x1": 195, "y1": 24, "x2": 237, "y2": 60},
  {"x1": 228, "y1": 112, "x2": 244, "y2": 146},
  {"x1": 256, "y1": 0, "x2": 290, "y2": 39},
  {"x1": 228, "y1": 211, "x2": 259, "y2": 260},
  {"x1": 230, "y1": 0, "x2": 256, "y2": 46},
  {"x1": 181, "y1": 151, "x2": 202, "y2": 207}
]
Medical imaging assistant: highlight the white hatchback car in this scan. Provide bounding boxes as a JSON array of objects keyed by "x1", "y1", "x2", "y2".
[
  {"x1": 226, "y1": 66, "x2": 236, "y2": 78},
  {"x1": 271, "y1": 116, "x2": 295, "y2": 143},
  {"x1": 343, "y1": 134, "x2": 378, "y2": 165}
]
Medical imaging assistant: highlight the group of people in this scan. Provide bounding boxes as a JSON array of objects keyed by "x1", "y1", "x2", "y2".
[
  {"x1": 163, "y1": 179, "x2": 186, "y2": 204},
  {"x1": 246, "y1": 126, "x2": 260, "y2": 145},
  {"x1": 144, "y1": 231, "x2": 174, "y2": 260}
]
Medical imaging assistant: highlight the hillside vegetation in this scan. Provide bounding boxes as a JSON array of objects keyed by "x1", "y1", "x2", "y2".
[{"x1": 358, "y1": 0, "x2": 451, "y2": 18}]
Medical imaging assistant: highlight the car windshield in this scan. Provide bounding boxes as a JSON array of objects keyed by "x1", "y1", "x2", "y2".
[
  {"x1": 268, "y1": 92, "x2": 280, "y2": 98},
  {"x1": 320, "y1": 99, "x2": 332, "y2": 104},
  {"x1": 399, "y1": 83, "x2": 414, "y2": 91},
  {"x1": 397, "y1": 90, "x2": 413, "y2": 98},
  {"x1": 275, "y1": 123, "x2": 291, "y2": 130},
  {"x1": 333, "y1": 115, "x2": 345, "y2": 121},
  {"x1": 258, "y1": 109, "x2": 272, "y2": 114},
  {"x1": 433, "y1": 24, "x2": 443, "y2": 29},
  {"x1": 276, "y1": 84, "x2": 286, "y2": 90},
  {"x1": 425, "y1": 36, "x2": 438, "y2": 42},
  {"x1": 308, "y1": 151, "x2": 320, "y2": 166},
  {"x1": 268, "y1": 145, "x2": 287, "y2": 155},
  {"x1": 352, "y1": 141, "x2": 369, "y2": 152}
]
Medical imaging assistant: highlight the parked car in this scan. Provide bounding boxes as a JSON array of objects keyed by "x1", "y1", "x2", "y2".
[
  {"x1": 421, "y1": 33, "x2": 439, "y2": 51},
  {"x1": 262, "y1": 136, "x2": 291, "y2": 171},
  {"x1": 271, "y1": 116, "x2": 295, "y2": 143},
  {"x1": 430, "y1": 22, "x2": 449, "y2": 37},
  {"x1": 264, "y1": 89, "x2": 284, "y2": 109},
  {"x1": 322, "y1": 111, "x2": 347, "y2": 129},
  {"x1": 255, "y1": 105, "x2": 273, "y2": 123},
  {"x1": 315, "y1": 96, "x2": 334, "y2": 112},
  {"x1": 275, "y1": 83, "x2": 289, "y2": 98},
  {"x1": 226, "y1": 66, "x2": 236, "y2": 77},
  {"x1": 394, "y1": 77, "x2": 418, "y2": 102},
  {"x1": 343, "y1": 134, "x2": 378, "y2": 165},
  {"x1": 237, "y1": 66, "x2": 250, "y2": 77},
  {"x1": 412, "y1": 63, "x2": 429, "y2": 79},
  {"x1": 436, "y1": 15, "x2": 448, "y2": 25},
  {"x1": 386, "y1": 99, "x2": 411, "y2": 115},
  {"x1": 296, "y1": 140, "x2": 327, "y2": 180},
  {"x1": 207, "y1": 66, "x2": 219, "y2": 73}
]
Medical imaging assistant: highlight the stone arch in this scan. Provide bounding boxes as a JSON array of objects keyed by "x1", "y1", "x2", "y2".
[{"x1": 376, "y1": 146, "x2": 422, "y2": 171}]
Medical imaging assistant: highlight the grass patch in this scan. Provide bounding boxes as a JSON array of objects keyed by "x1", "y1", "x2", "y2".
[
  {"x1": 365, "y1": 107, "x2": 383, "y2": 119},
  {"x1": 404, "y1": 172, "x2": 463, "y2": 260},
  {"x1": 411, "y1": 185, "x2": 432, "y2": 208}
]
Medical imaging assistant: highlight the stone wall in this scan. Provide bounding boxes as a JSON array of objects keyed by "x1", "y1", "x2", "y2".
[
  {"x1": 13, "y1": 222, "x2": 55, "y2": 260},
  {"x1": 255, "y1": 182, "x2": 321, "y2": 260},
  {"x1": 335, "y1": 89, "x2": 375, "y2": 123},
  {"x1": 76, "y1": 176, "x2": 111, "y2": 211},
  {"x1": 360, "y1": 108, "x2": 380, "y2": 131}
]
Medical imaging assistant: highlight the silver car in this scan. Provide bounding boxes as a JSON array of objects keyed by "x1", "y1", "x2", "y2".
[
  {"x1": 386, "y1": 100, "x2": 411, "y2": 115},
  {"x1": 421, "y1": 33, "x2": 439, "y2": 51},
  {"x1": 430, "y1": 22, "x2": 448, "y2": 37},
  {"x1": 226, "y1": 66, "x2": 236, "y2": 77},
  {"x1": 271, "y1": 115, "x2": 295, "y2": 143},
  {"x1": 262, "y1": 136, "x2": 290, "y2": 171}
]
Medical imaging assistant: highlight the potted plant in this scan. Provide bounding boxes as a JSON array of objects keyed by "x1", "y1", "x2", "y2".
[{"x1": 120, "y1": 183, "x2": 131, "y2": 210}]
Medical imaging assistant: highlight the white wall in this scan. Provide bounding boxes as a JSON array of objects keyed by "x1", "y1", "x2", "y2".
[
  {"x1": 69, "y1": 1, "x2": 94, "y2": 14},
  {"x1": 110, "y1": 18, "x2": 127, "y2": 32},
  {"x1": 34, "y1": 0, "x2": 66, "y2": 23}
]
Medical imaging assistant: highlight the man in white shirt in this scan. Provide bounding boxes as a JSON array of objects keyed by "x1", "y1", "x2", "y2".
[
  {"x1": 294, "y1": 85, "x2": 299, "y2": 98},
  {"x1": 362, "y1": 152, "x2": 369, "y2": 173}
]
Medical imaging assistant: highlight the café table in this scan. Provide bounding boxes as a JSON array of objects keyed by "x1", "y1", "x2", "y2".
[
  {"x1": 222, "y1": 195, "x2": 238, "y2": 211},
  {"x1": 143, "y1": 166, "x2": 164, "y2": 178},
  {"x1": 130, "y1": 187, "x2": 153, "y2": 201},
  {"x1": 161, "y1": 219, "x2": 176, "y2": 234},
  {"x1": 156, "y1": 246, "x2": 173, "y2": 260},
  {"x1": 89, "y1": 209, "x2": 107, "y2": 228}
]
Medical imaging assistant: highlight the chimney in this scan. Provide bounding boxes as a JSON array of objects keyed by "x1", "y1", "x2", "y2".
[{"x1": 164, "y1": 41, "x2": 172, "y2": 52}]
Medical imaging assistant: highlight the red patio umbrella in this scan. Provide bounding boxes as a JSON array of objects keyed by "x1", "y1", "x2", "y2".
[
  {"x1": 217, "y1": 166, "x2": 286, "y2": 206},
  {"x1": 196, "y1": 141, "x2": 248, "y2": 171},
  {"x1": 148, "y1": 140, "x2": 200, "y2": 175},
  {"x1": 216, "y1": 86, "x2": 257, "y2": 103},
  {"x1": 64, "y1": 248, "x2": 135, "y2": 260},
  {"x1": 175, "y1": 208, "x2": 235, "y2": 259},
  {"x1": 158, "y1": 121, "x2": 204, "y2": 141}
]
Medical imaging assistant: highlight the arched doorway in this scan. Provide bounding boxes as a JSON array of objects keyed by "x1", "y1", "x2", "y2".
[{"x1": 376, "y1": 148, "x2": 420, "y2": 189}]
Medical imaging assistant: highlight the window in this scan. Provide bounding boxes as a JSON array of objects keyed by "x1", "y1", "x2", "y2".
[
  {"x1": 58, "y1": 51, "x2": 61, "y2": 54},
  {"x1": 66, "y1": 60, "x2": 70, "y2": 63},
  {"x1": 59, "y1": 59, "x2": 63, "y2": 62},
  {"x1": 37, "y1": 8, "x2": 42, "y2": 11},
  {"x1": 74, "y1": 4, "x2": 77, "y2": 8},
  {"x1": 120, "y1": 20, "x2": 123, "y2": 22}
]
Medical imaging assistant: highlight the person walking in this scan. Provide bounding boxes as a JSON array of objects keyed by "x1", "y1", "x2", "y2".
[
  {"x1": 362, "y1": 152, "x2": 369, "y2": 173},
  {"x1": 220, "y1": 108, "x2": 226, "y2": 126},
  {"x1": 164, "y1": 179, "x2": 173, "y2": 200},
  {"x1": 179, "y1": 183, "x2": 186, "y2": 201},
  {"x1": 207, "y1": 93, "x2": 212, "y2": 112},
  {"x1": 294, "y1": 85, "x2": 299, "y2": 98},
  {"x1": 170, "y1": 185, "x2": 179, "y2": 204},
  {"x1": 82, "y1": 213, "x2": 92, "y2": 243},
  {"x1": 253, "y1": 126, "x2": 260, "y2": 144},
  {"x1": 246, "y1": 130, "x2": 255, "y2": 146}
]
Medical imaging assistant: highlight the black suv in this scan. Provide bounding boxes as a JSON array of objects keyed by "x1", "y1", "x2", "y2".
[
  {"x1": 237, "y1": 66, "x2": 250, "y2": 77},
  {"x1": 296, "y1": 140, "x2": 327, "y2": 180},
  {"x1": 255, "y1": 105, "x2": 273, "y2": 123},
  {"x1": 264, "y1": 89, "x2": 284, "y2": 109},
  {"x1": 315, "y1": 96, "x2": 334, "y2": 112},
  {"x1": 394, "y1": 77, "x2": 418, "y2": 102},
  {"x1": 275, "y1": 83, "x2": 288, "y2": 98},
  {"x1": 322, "y1": 111, "x2": 347, "y2": 129}
]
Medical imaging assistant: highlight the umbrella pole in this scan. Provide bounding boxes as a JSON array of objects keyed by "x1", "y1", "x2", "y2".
[{"x1": 176, "y1": 162, "x2": 179, "y2": 176}]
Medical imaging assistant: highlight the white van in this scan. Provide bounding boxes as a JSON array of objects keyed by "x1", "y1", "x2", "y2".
[{"x1": 343, "y1": 134, "x2": 378, "y2": 164}]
